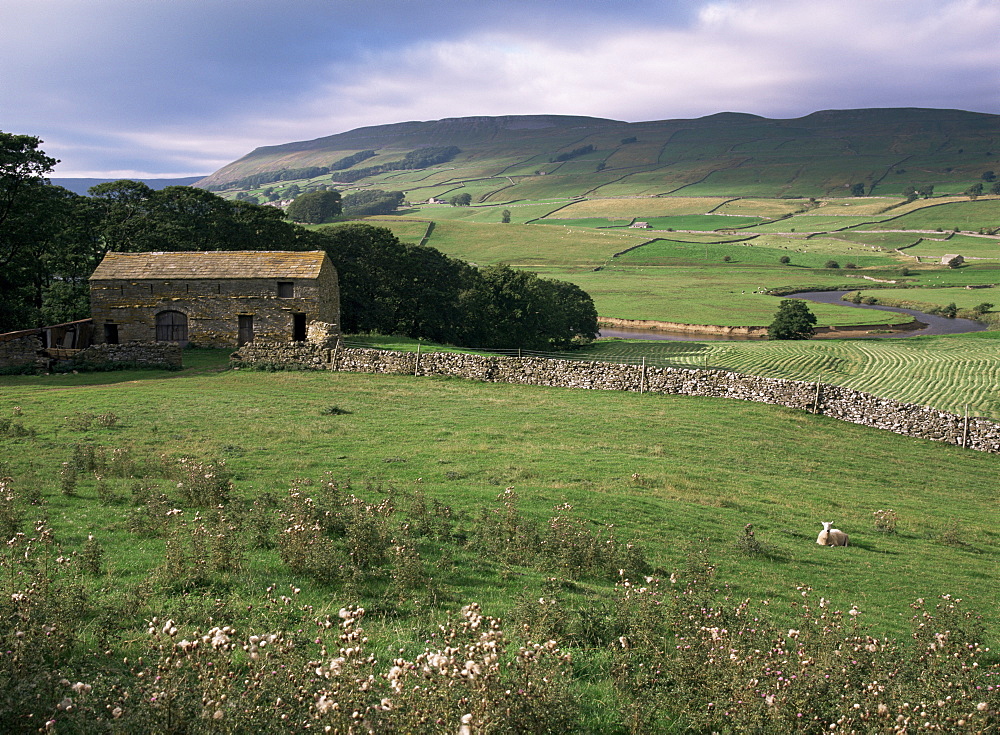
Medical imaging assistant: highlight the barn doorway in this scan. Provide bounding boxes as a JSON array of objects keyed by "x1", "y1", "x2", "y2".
[
  {"x1": 238, "y1": 314, "x2": 254, "y2": 346},
  {"x1": 292, "y1": 313, "x2": 307, "y2": 342},
  {"x1": 155, "y1": 311, "x2": 188, "y2": 344}
]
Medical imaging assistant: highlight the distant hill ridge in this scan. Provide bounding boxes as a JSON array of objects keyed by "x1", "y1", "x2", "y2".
[
  {"x1": 196, "y1": 108, "x2": 1000, "y2": 200},
  {"x1": 51, "y1": 176, "x2": 203, "y2": 195}
]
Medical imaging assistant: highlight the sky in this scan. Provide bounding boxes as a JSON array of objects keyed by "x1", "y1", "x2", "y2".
[{"x1": 5, "y1": 0, "x2": 1000, "y2": 178}]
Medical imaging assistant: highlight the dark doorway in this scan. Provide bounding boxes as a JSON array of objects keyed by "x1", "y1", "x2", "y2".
[
  {"x1": 155, "y1": 311, "x2": 188, "y2": 343},
  {"x1": 292, "y1": 313, "x2": 307, "y2": 342},
  {"x1": 238, "y1": 314, "x2": 254, "y2": 346},
  {"x1": 104, "y1": 323, "x2": 119, "y2": 344}
]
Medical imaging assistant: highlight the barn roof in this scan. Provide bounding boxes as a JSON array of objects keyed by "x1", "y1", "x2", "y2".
[{"x1": 90, "y1": 251, "x2": 329, "y2": 280}]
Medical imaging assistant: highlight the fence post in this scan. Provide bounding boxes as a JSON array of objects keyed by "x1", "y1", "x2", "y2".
[
  {"x1": 331, "y1": 342, "x2": 340, "y2": 372},
  {"x1": 415, "y1": 343, "x2": 421, "y2": 377},
  {"x1": 813, "y1": 382, "x2": 822, "y2": 414},
  {"x1": 641, "y1": 356, "x2": 646, "y2": 394},
  {"x1": 963, "y1": 404, "x2": 970, "y2": 448}
]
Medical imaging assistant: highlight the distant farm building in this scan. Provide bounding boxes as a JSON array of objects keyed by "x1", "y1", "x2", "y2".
[
  {"x1": 630, "y1": 221, "x2": 650, "y2": 228},
  {"x1": 90, "y1": 251, "x2": 340, "y2": 348},
  {"x1": 942, "y1": 254, "x2": 965, "y2": 267}
]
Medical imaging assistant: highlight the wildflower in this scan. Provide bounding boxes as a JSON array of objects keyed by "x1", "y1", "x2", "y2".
[
  {"x1": 977, "y1": 702, "x2": 988, "y2": 711},
  {"x1": 111, "y1": 707, "x2": 123, "y2": 719},
  {"x1": 459, "y1": 713, "x2": 473, "y2": 735}
]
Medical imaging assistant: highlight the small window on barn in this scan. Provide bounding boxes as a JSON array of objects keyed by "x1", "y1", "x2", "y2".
[{"x1": 277, "y1": 281, "x2": 294, "y2": 298}]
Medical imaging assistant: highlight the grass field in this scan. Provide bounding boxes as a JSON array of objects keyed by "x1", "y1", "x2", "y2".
[
  {"x1": 533, "y1": 266, "x2": 904, "y2": 326},
  {"x1": 3, "y1": 351, "x2": 1000, "y2": 735},
  {"x1": 3, "y1": 353, "x2": 1000, "y2": 644},
  {"x1": 582, "y1": 331, "x2": 1000, "y2": 419}
]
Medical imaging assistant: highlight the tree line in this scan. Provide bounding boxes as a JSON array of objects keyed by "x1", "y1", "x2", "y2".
[
  {"x1": 205, "y1": 151, "x2": 378, "y2": 192},
  {"x1": 0, "y1": 131, "x2": 597, "y2": 349}
]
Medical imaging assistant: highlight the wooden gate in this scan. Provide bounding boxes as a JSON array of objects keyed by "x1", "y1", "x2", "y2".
[{"x1": 155, "y1": 311, "x2": 188, "y2": 343}]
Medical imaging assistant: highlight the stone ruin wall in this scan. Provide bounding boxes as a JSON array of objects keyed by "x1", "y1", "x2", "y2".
[
  {"x1": 231, "y1": 343, "x2": 1000, "y2": 454},
  {"x1": 0, "y1": 333, "x2": 45, "y2": 371}
]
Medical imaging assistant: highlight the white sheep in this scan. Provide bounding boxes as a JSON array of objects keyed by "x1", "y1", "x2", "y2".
[{"x1": 816, "y1": 521, "x2": 849, "y2": 547}]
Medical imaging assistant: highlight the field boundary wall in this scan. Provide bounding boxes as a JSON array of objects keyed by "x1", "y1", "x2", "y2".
[
  {"x1": 70, "y1": 342, "x2": 183, "y2": 370},
  {"x1": 231, "y1": 343, "x2": 1000, "y2": 454}
]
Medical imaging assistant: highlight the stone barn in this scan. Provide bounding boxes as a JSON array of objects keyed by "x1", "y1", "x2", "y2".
[{"x1": 90, "y1": 250, "x2": 340, "y2": 348}]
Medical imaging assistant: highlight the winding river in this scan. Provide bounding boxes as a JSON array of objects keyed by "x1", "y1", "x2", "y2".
[{"x1": 598, "y1": 290, "x2": 989, "y2": 341}]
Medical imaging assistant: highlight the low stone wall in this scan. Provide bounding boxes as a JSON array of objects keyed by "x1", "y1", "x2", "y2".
[
  {"x1": 71, "y1": 342, "x2": 183, "y2": 370},
  {"x1": 231, "y1": 343, "x2": 1000, "y2": 454},
  {"x1": 0, "y1": 332, "x2": 44, "y2": 371}
]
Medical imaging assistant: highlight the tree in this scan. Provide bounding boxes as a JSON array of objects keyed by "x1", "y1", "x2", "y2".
[
  {"x1": 965, "y1": 182, "x2": 984, "y2": 200},
  {"x1": 1, "y1": 132, "x2": 102, "y2": 331},
  {"x1": 850, "y1": 183, "x2": 866, "y2": 196},
  {"x1": 501, "y1": 209, "x2": 511, "y2": 224},
  {"x1": 768, "y1": 299, "x2": 817, "y2": 340},
  {"x1": 449, "y1": 193, "x2": 472, "y2": 207},
  {"x1": 286, "y1": 190, "x2": 342, "y2": 223},
  {"x1": 982, "y1": 171, "x2": 996, "y2": 182},
  {"x1": 992, "y1": 182, "x2": 1000, "y2": 196}
]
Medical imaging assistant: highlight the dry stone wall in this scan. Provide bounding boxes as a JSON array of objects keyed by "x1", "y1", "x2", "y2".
[
  {"x1": 0, "y1": 333, "x2": 44, "y2": 371},
  {"x1": 231, "y1": 343, "x2": 1000, "y2": 454},
  {"x1": 71, "y1": 342, "x2": 183, "y2": 370}
]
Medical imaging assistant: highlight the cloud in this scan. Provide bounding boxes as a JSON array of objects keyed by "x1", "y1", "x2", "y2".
[{"x1": 5, "y1": 0, "x2": 999, "y2": 176}]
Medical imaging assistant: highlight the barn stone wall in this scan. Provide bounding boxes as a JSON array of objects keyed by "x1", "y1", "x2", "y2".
[
  {"x1": 230, "y1": 344, "x2": 1000, "y2": 454},
  {"x1": 0, "y1": 333, "x2": 44, "y2": 371},
  {"x1": 91, "y1": 267, "x2": 340, "y2": 348}
]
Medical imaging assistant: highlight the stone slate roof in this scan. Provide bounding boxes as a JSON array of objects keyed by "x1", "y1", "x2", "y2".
[{"x1": 90, "y1": 251, "x2": 329, "y2": 281}]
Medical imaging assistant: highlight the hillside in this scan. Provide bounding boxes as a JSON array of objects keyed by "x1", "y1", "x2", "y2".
[{"x1": 197, "y1": 108, "x2": 1000, "y2": 201}]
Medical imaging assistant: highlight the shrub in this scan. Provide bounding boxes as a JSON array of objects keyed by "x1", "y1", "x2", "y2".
[
  {"x1": 873, "y1": 508, "x2": 898, "y2": 534},
  {"x1": 779, "y1": 255, "x2": 790, "y2": 264},
  {"x1": 824, "y1": 259, "x2": 840, "y2": 269},
  {"x1": 734, "y1": 523, "x2": 765, "y2": 556}
]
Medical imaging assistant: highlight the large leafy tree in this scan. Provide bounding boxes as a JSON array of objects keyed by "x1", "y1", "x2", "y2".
[
  {"x1": 1, "y1": 132, "x2": 104, "y2": 331},
  {"x1": 767, "y1": 299, "x2": 817, "y2": 340},
  {"x1": 286, "y1": 191, "x2": 342, "y2": 224},
  {"x1": 313, "y1": 224, "x2": 598, "y2": 349},
  {"x1": 90, "y1": 182, "x2": 309, "y2": 254}
]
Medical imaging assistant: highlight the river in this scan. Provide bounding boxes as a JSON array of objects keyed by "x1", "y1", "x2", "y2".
[{"x1": 598, "y1": 290, "x2": 988, "y2": 341}]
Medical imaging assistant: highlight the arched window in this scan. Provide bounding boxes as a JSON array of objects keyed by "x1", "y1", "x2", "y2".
[{"x1": 155, "y1": 310, "x2": 188, "y2": 343}]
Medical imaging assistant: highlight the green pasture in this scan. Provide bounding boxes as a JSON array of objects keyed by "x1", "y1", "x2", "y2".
[
  {"x1": 543, "y1": 266, "x2": 902, "y2": 326},
  {"x1": 747, "y1": 215, "x2": 882, "y2": 233},
  {"x1": 906, "y1": 234, "x2": 1000, "y2": 260},
  {"x1": 904, "y1": 264, "x2": 1000, "y2": 287},
  {"x1": 855, "y1": 198, "x2": 1000, "y2": 232},
  {"x1": 534, "y1": 217, "x2": 636, "y2": 229},
  {"x1": 405, "y1": 202, "x2": 564, "y2": 224},
  {"x1": 421, "y1": 220, "x2": 644, "y2": 267},
  {"x1": 3, "y1": 354, "x2": 1000, "y2": 642},
  {"x1": 551, "y1": 196, "x2": 733, "y2": 218},
  {"x1": 856, "y1": 285, "x2": 1000, "y2": 312},
  {"x1": 615, "y1": 239, "x2": 897, "y2": 268}
]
